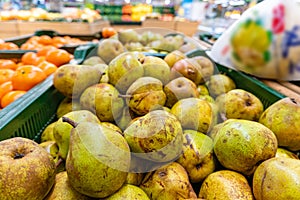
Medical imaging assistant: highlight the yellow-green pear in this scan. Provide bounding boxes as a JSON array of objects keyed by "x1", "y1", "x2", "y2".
[
  {"x1": 141, "y1": 56, "x2": 170, "y2": 85},
  {"x1": 53, "y1": 64, "x2": 103, "y2": 99},
  {"x1": 253, "y1": 157, "x2": 300, "y2": 200},
  {"x1": 56, "y1": 97, "x2": 81, "y2": 119},
  {"x1": 108, "y1": 52, "x2": 144, "y2": 93},
  {"x1": 79, "y1": 83, "x2": 124, "y2": 122},
  {"x1": 163, "y1": 50, "x2": 186, "y2": 68},
  {"x1": 199, "y1": 170, "x2": 254, "y2": 200},
  {"x1": 170, "y1": 97, "x2": 213, "y2": 134},
  {"x1": 206, "y1": 74, "x2": 236, "y2": 97},
  {"x1": 105, "y1": 184, "x2": 149, "y2": 200},
  {"x1": 122, "y1": 77, "x2": 166, "y2": 116},
  {"x1": 41, "y1": 122, "x2": 56, "y2": 142},
  {"x1": 216, "y1": 89, "x2": 264, "y2": 121},
  {"x1": 176, "y1": 130, "x2": 216, "y2": 183},
  {"x1": 97, "y1": 38, "x2": 125, "y2": 64},
  {"x1": 65, "y1": 120, "x2": 130, "y2": 198},
  {"x1": 53, "y1": 110, "x2": 100, "y2": 160},
  {"x1": 45, "y1": 171, "x2": 92, "y2": 200},
  {"x1": 213, "y1": 119, "x2": 278, "y2": 175},
  {"x1": 125, "y1": 173, "x2": 144, "y2": 186},
  {"x1": 124, "y1": 110, "x2": 183, "y2": 163},
  {"x1": 140, "y1": 162, "x2": 197, "y2": 200},
  {"x1": 259, "y1": 97, "x2": 300, "y2": 151},
  {"x1": 276, "y1": 147, "x2": 299, "y2": 159}
]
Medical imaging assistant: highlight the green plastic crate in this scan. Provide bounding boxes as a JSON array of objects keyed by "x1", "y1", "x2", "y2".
[
  {"x1": 0, "y1": 45, "x2": 286, "y2": 143},
  {"x1": 0, "y1": 75, "x2": 65, "y2": 142},
  {"x1": 1, "y1": 30, "x2": 102, "y2": 57},
  {"x1": 186, "y1": 49, "x2": 286, "y2": 108}
]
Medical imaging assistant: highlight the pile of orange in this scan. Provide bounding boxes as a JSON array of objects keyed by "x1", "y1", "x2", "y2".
[
  {"x1": 0, "y1": 46, "x2": 73, "y2": 109},
  {"x1": 0, "y1": 34, "x2": 98, "y2": 109}
]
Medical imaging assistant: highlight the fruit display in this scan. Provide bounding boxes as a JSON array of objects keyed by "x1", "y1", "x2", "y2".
[
  {"x1": 0, "y1": 8, "x2": 101, "y2": 23},
  {"x1": 0, "y1": 29, "x2": 299, "y2": 199}
]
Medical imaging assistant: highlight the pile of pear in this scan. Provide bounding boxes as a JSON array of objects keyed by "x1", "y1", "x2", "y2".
[{"x1": 38, "y1": 44, "x2": 300, "y2": 200}]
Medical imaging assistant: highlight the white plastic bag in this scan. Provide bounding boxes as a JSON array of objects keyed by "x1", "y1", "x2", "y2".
[{"x1": 210, "y1": 0, "x2": 300, "y2": 80}]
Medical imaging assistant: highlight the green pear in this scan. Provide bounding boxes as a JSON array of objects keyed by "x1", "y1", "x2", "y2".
[
  {"x1": 118, "y1": 29, "x2": 140, "y2": 44},
  {"x1": 216, "y1": 89, "x2": 264, "y2": 121},
  {"x1": 140, "y1": 162, "x2": 197, "y2": 200},
  {"x1": 53, "y1": 64, "x2": 103, "y2": 99},
  {"x1": 170, "y1": 97, "x2": 213, "y2": 134},
  {"x1": 176, "y1": 130, "x2": 216, "y2": 183},
  {"x1": 99, "y1": 64, "x2": 109, "y2": 83},
  {"x1": 164, "y1": 50, "x2": 186, "y2": 68},
  {"x1": 101, "y1": 122, "x2": 123, "y2": 136},
  {"x1": 79, "y1": 83, "x2": 124, "y2": 122},
  {"x1": 141, "y1": 56, "x2": 170, "y2": 85},
  {"x1": 170, "y1": 58, "x2": 203, "y2": 85},
  {"x1": 83, "y1": 56, "x2": 105, "y2": 65},
  {"x1": 139, "y1": 31, "x2": 163, "y2": 46},
  {"x1": 122, "y1": 77, "x2": 166, "y2": 116},
  {"x1": 45, "y1": 171, "x2": 92, "y2": 200},
  {"x1": 41, "y1": 122, "x2": 56, "y2": 142},
  {"x1": 178, "y1": 42, "x2": 197, "y2": 53},
  {"x1": 158, "y1": 35, "x2": 184, "y2": 52},
  {"x1": 253, "y1": 157, "x2": 300, "y2": 200},
  {"x1": 199, "y1": 170, "x2": 254, "y2": 200},
  {"x1": 206, "y1": 74, "x2": 236, "y2": 97},
  {"x1": 105, "y1": 184, "x2": 149, "y2": 200},
  {"x1": 108, "y1": 52, "x2": 144, "y2": 93},
  {"x1": 213, "y1": 119, "x2": 278, "y2": 175},
  {"x1": 259, "y1": 97, "x2": 300, "y2": 151},
  {"x1": 114, "y1": 106, "x2": 136, "y2": 131},
  {"x1": 39, "y1": 141, "x2": 60, "y2": 164},
  {"x1": 124, "y1": 110, "x2": 183, "y2": 163},
  {"x1": 53, "y1": 110, "x2": 100, "y2": 160},
  {"x1": 97, "y1": 38, "x2": 125, "y2": 64},
  {"x1": 124, "y1": 42, "x2": 144, "y2": 51},
  {"x1": 197, "y1": 84, "x2": 209, "y2": 96},
  {"x1": 65, "y1": 120, "x2": 130, "y2": 198},
  {"x1": 125, "y1": 173, "x2": 144, "y2": 185},
  {"x1": 191, "y1": 56, "x2": 215, "y2": 82},
  {"x1": 276, "y1": 147, "x2": 299, "y2": 159},
  {"x1": 164, "y1": 77, "x2": 199, "y2": 108},
  {"x1": 56, "y1": 97, "x2": 81, "y2": 119}
]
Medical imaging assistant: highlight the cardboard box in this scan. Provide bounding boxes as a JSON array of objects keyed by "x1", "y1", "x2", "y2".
[
  {"x1": 17, "y1": 20, "x2": 110, "y2": 35},
  {"x1": 175, "y1": 20, "x2": 199, "y2": 37},
  {"x1": 142, "y1": 19, "x2": 176, "y2": 31},
  {"x1": 0, "y1": 21, "x2": 19, "y2": 39}
]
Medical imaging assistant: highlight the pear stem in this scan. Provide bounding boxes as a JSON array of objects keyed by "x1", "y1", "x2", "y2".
[
  {"x1": 118, "y1": 94, "x2": 132, "y2": 98},
  {"x1": 55, "y1": 157, "x2": 64, "y2": 169},
  {"x1": 62, "y1": 117, "x2": 78, "y2": 128}
]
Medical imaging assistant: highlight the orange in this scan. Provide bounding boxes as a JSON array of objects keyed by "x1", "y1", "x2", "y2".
[
  {"x1": 0, "y1": 59, "x2": 18, "y2": 70},
  {"x1": 34, "y1": 56, "x2": 46, "y2": 65},
  {"x1": 37, "y1": 45, "x2": 57, "y2": 57},
  {"x1": 102, "y1": 27, "x2": 117, "y2": 38},
  {"x1": 20, "y1": 43, "x2": 36, "y2": 50},
  {"x1": 12, "y1": 65, "x2": 47, "y2": 91},
  {"x1": 0, "y1": 42, "x2": 19, "y2": 50},
  {"x1": 37, "y1": 61, "x2": 57, "y2": 76},
  {"x1": 0, "y1": 69, "x2": 14, "y2": 84},
  {"x1": 0, "y1": 81, "x2": 13, "y2": 100},
  {"x1": 1, "y1": 90, "x2": 26, "y2": 108},
  {"x1": 45, "y1": 49, "x2": 73, "y2": 67},
  {"x1": 52, "y1": 36, "x2": 67, "y2": 45},
  {"x1": 21, "y1": 52, "x2": 38, "y2": 65},
  {"x1": 0, "y1": 39, "x2": 4, "y2": 44},
  {"x1": 38, "y1": 35, "x2": 53, "y2": 45}
]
